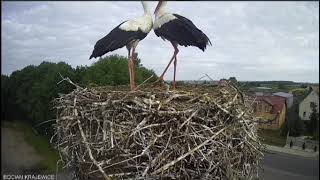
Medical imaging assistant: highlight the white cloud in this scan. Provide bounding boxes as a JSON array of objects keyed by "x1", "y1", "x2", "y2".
[{"x1": 1, "y1": 1, "x2": 319, "y2": 83}]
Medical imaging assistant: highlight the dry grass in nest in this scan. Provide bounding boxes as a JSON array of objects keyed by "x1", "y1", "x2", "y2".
[{"x1": 52, "y1": 78, "x2": 264, "y2": 180}]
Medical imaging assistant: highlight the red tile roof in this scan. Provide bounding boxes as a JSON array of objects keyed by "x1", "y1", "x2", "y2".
[{"x1": 254, "y1": 96, "x2": 286, "y2": 114}]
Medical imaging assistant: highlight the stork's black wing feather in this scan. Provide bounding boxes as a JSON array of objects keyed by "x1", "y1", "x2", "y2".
[
  {"x1": 154, "y1": 14, "x2": 212, "y2": 51},
  {"x1": 90, "y1": 21, "x2": 147, "y2": 59}
]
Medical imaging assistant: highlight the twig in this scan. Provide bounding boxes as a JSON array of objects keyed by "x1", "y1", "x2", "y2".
[
  {"x1": 151, "y1": 125, "x2": 229, "y2": 175},
  {"x1": 205, "y1": 74, "x2": 215, "y2": 82},
  {"x1": 77, "y1": 119, "x2": 110, "y2": 180},
  {"x1": 57, "y1": 72, "x2": 82, "y2": 89},
  {"x1": 135, "y1": 75, "x2": 154, "y2": 90},
  {"x1": 179, "y1": 109, "x2": 199, "y2": 129},
  {"x1": 34, "y1": 119, "x2": 56, "y2": 127}
]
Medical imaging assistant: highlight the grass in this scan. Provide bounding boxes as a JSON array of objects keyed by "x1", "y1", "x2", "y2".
[
  {"x1": 1, "y1": 120, "x2": 61, "y2": 173},
  {"x1": 289, "y1": 88, "x2": 306, "y2": 93},
  {"x1": 258, "y1": 129, "x2": 287, "y2": 147}
]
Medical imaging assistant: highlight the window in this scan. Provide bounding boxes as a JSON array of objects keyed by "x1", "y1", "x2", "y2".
[
  {"x1": 310, "y1": 102, "x2": 315, "y2": 108},
  {"x1": 303, "y1": 112, "x2": 306, "y2": 117}
]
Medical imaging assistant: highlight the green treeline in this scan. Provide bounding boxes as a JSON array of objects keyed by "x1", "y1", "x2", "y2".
[{"x1": 1, "y1": 54, "x2": 157, "y2": 136}]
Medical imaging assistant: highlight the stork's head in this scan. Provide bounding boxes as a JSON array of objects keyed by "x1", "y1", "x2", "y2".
[{"x1": 154, "y1": 1, "x2": 167, "y2": 15}]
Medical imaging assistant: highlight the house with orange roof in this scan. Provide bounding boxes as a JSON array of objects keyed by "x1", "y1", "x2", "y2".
[{"x1": 252, "y1": 96, "x2": 287, "y2": 130}]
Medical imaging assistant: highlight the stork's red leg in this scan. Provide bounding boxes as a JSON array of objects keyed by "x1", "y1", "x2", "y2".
[
  {"x1": 173, "y1": 56, "x2": 177, "y2": 90},
  {"x1": 130, "y1": 61, "x2": 134, "y2": 90},
  {"x1": 130, "y1": 47, "x2": 136, "y2": 90},
  {"x1": 129, "y1": 58, "x2": 135, "y2": 90},
  {"x1": 159, "y1": 55, "x2": 175, "y2": 81},
  {"x1": 127, "y1": 50, "x2": 133, "y2": 90},
  {"x1": 159, "y1": 42, "x2": 179, "y2": 82}
]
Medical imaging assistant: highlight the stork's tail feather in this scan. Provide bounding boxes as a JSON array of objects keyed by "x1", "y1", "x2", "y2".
[
  {"x1": 208, "y1": 37, "x2": 212, "y2": 46},
  {"x1": 197, "y1": 32, "x2": 212, "y2": 51},
  {"x1": 89, "y1": 48, "x2": 104, "y2": 60},
  {"x1": 89, "y1": 23, "x2": 127, "y2": 60}
]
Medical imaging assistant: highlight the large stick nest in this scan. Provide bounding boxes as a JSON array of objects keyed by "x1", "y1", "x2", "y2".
[{"x1": 52, "y1": 81, "x2": 264, "y2": 180}]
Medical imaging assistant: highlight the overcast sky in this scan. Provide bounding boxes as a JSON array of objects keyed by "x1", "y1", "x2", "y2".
[{"x1": 2, "y1": 1, "x2": 319, "y2": 82}]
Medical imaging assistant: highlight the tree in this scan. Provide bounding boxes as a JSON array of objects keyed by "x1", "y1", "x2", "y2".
[
  {"x1": 286, "y1": 103, "x2": 305, "y2": 137},
  {"x1": 228, "y1": 77, "x2": 237, "y2": 85},
  {"x1": 2, "y1": 54, "x2": 157, "y2": 130},
  {"x1": 309, "y1": 102, "x2": 319, "y2": 140},
  {"x1": 82, "y1": 54, "x2": 157, "y2": 86},
  {"x1": 277, "y1": 83, "x2": 286, "y2": 90},
  {"x1": 1, "y1": 75, "x2": 10, "y2": 120},
  {"x1": 5, "y1": 61, "x2": 76, "y2": 136},
  {"x1": 2, "y1": 54, "x2": 158, "y2": 137},
  {"x1": 289, "y1": 116, "x2": 305, "y2": 137},
  {"x1": 290, "y1": 89, "x2": 306, "y2": 97}
]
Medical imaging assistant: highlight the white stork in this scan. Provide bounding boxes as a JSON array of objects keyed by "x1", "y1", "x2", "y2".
[
  {"x1": 153, "y1": 1, "x2": 212, "y2": 89},
  {"x1": 90, "y1": 1, "x2": 153, "y2": 91}
]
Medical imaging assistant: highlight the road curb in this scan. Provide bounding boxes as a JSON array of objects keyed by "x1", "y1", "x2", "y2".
[{"x1": 264, "y1": 144, "x2": 319, "y2": 158}]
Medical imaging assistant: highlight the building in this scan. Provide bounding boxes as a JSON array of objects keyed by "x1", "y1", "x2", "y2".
[
  {"x1": 252, "y1": 96, "x2": 287, "y2": 130},
  {"x1": 273, "y1": 92, "x2": 294, "y2": 109},
  {"x1": 299, "y1": 86, "x2": 319, "y2": 121}
]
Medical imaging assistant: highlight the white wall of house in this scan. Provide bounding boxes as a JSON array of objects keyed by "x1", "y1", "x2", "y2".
[{"x1": 299, "y1": 90, "x2": 319, "y2": 121}]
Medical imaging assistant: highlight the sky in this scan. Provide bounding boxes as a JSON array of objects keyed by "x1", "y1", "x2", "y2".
[{"x1": 2, "y1": 1, "x2": 319, "y2": 83}]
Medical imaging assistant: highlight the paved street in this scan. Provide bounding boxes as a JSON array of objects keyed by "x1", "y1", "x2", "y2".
[{"x1": 259, "y1": 151, "x2": 319, "y2": 180}]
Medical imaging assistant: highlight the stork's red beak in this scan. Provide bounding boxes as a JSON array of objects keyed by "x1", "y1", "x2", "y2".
[{"x1": 154, "y1": 1, "x2": 163, "y2": 15}]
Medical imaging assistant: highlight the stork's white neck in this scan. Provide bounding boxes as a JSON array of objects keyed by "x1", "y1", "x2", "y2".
[
  {"x1": 155, "y1": 1, "x2": 167, "y2": 18},
  {"x1": 141, "y1": 1, "x2": 151, "y2": 15}
]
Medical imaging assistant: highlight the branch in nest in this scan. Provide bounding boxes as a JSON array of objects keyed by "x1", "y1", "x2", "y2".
[{"x1": 57, "y1": 72, "x2": 83, "y2": 90}]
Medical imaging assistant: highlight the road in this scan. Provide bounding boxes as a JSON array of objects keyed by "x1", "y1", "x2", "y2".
[
  {"x1": 1, "y1": 127, "x2": 43, "y2": 174},
  {"x1": 259, "y1": 151, "x2": 319, "y2": 180}
]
